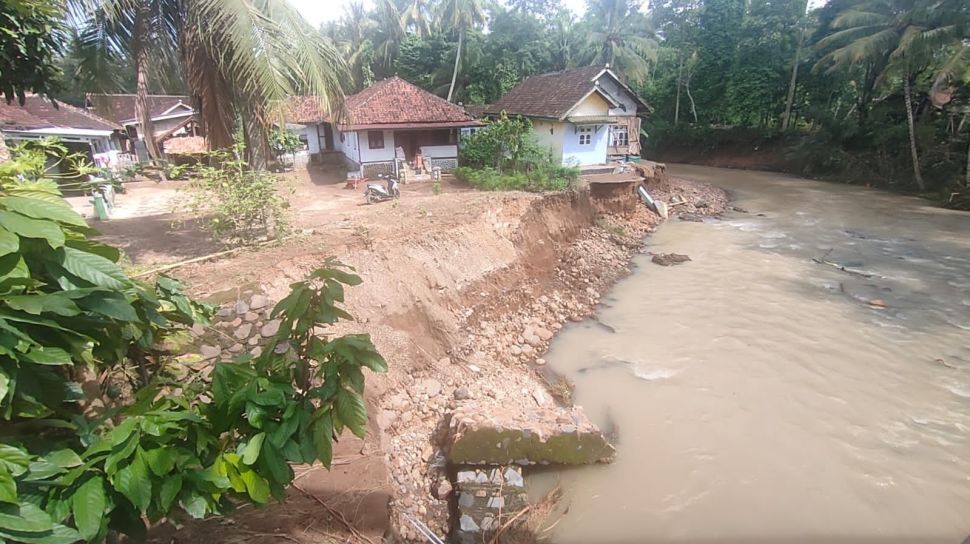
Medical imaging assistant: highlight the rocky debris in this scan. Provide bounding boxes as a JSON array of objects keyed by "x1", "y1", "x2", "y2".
[
  {"x1": 249, "y1": 294, "x2": 269, "y2": 310},
  {"x1": 651, "y1": 253, "x2": 692, "y2": 266},
  {"x1": 678, "y1": 213, "x2": 704, "y2": 222},
  {"x1": 733, "y1": 206, "x2": 749, "y2": 213},
  {"x1": 454, "y1": 386, "x2": 471, "y2": 400},
  {"x1": 260, "y1": 319, "x2": 281, "y2": 337},
  {"x1": 233, "y1": 300, "x2": 249, "y2": 315},
  {"x1": 444, "y1": 404, "x2": 616, "y2": 465},
  {"x1": 454, "y1": 466, "x2": 529, "y2": 544},
  {"x1": 199, "y1": 344, "x2": 221, "y2": 360}
]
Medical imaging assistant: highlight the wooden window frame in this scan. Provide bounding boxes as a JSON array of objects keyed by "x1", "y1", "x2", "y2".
[{"x1": 368, "y1": 130, "x2": 384, "y2": 149}]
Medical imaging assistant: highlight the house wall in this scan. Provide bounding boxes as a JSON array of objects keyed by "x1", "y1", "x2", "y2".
[
  {"x1": 561, "y1": 123, "x2": 609, "y2": 166},
  {"x1": 358, "y1": 130, "x2": 396, "y2": 163},
  {"x1": 127, "y1": 115, "x2": 194, "y2": 139},
  {"x1": 307, "y1": 124, "x2": 321, "y2": 155},
  {"x1": 569, "y1": 93, "x2": 611, "y2": 117},
  {"x1": 596, "y1": 75, "x2": 640, "y2": 118},
  {"x1": 532, "y1": 120, "x2": 565, "y2": 163}
]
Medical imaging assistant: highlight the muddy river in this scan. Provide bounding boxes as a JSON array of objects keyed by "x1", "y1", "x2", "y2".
[{"x1": 540, "y1": 165, "x2": 970, "y2": 543}]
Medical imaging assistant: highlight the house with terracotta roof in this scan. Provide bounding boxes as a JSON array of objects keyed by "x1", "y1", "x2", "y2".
[
  {"x1": 285, "y1": 77, "x2": 480, "y2": 176},
  {"x1": 85, "y1": 93, "x2": 199, "y2": 142},
  {"x1": 484, "y1": 65, "x2": 651, "y2": 167},
  {"x1": 0, "y1": 95, "x2": 126, "y2": 168}
]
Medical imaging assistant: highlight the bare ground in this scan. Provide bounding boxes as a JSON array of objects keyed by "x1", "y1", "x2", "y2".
[{"x1": 91, "y1": 163, "x2": 727, "y2": 543}]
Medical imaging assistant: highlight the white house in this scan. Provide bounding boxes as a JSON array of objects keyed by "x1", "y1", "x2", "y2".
[
  {"x1": 286, "y1": 78, "x2": 481, "y2": 177},
  {"x1": 483, "y1": 65, "x2": 651, "y2": 167},
  {"x1": 0, "y1": 95, "x2": 126, "y2": 169},
  {"x1": 86, "y1": 94, "x2": 201, "y2": 160}
]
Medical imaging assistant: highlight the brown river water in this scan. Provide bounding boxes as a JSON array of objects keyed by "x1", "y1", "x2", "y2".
[{"x1": 538, "y1": 165, "x2": 970, "y2": 543}]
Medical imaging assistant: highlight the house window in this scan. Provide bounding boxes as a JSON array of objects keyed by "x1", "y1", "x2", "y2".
[
  {"x1": 368, "y1": 131, "x2": 384, "y2": 149},
  {"x1": 578, "y1": 126, "x2": 593, "y2": 145},
  {"x1": 611, "y1": 126, "x2": 629, "y2": 147}
]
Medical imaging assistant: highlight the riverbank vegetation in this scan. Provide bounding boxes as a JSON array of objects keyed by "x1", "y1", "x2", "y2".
[{"x1": 456, "y1": 115, "x2": 579, "y2": 192}]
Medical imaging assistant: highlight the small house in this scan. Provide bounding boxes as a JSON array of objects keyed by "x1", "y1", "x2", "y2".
[
  {"x1": 86, "y1": 93, "x2": 201, "y2": 159},
  {"x1": 287, "y1": 77, "x2": 480, "y2": 177},
  {"x1": 484, "y1": 66, "x2": 650, "y2": 167},
  {"x1": 0, "y1": 95, "x2": 126, "y2": 169}
]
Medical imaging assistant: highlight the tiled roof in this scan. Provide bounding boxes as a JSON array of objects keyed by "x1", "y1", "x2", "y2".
[
  {"x1": 464, "y1": 104, "x2": 491, "y2": 118},
  {"x1": 281, "y1": 96, "x2": 331, "y2": 124},
  {"x1": 85, "y1": 93, "x2": 193, "y2": 124},
  {"x1": 483, "y1": 65, "x2": 655, "y2": 120},
  {"x1": 342, "y1": 77, "x2": 477, "y2": 129},
  {"x1": 1, "y1": 95, "x2": 120, "y2": 131}
]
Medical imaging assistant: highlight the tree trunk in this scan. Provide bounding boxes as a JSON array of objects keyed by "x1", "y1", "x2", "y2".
[
  {"x1": 685, "y1": 70, "x2": 698, "y2": 124},
  {"x1": 447, "y1": 27, "x2": 463, "y2": 103},
  {"x1": 965, "y1": 133, "x2": 970, "y2": 187},
  {"x1": 781, "y1": 30, "x2": 804, "y2": 131},
  {"x1": 903, "y1": 74, "x2": 925, "y2": 191},
  {"x1": 134, "y1": 0, "x2": 162, "y2": 162},
  {"x1": 674, "y1": 56, "x2": 683, "y2": 125}
]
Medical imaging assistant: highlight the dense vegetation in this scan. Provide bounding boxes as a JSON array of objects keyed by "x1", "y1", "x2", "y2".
[
  {"x1": 319, "y1": 0, "x2": 968, "y2": 197},
  {"x1": 0, "y1": 141, "x2": 385, "y2": 542}
]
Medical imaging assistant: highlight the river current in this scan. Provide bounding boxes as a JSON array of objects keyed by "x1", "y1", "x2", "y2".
[{"x1": 540, "y1": 165, "x2": 970, "y2": 543}]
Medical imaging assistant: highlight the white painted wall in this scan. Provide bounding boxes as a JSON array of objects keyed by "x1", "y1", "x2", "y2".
[
  {"x1": 336, "y1": 130, "x2": 360, "y2": 165},
  {"x1": 307, "y1": 124, "x2": 320, "y2": 154},
  {"x1": 561, "y1": 123, "x2": 609, "y2": 166},
  {"x1": 418, "y1": 144, "x2": 458, "y2": 159},
  {"x1": 568, "y1": 93, "x2": 611, "y2": 117},
  {"x1": 532, "y1": 120, "x2": 565, "y2": 163},
  {"x1": 357, "y1": 130, "x2": 396, "y2": 163}
]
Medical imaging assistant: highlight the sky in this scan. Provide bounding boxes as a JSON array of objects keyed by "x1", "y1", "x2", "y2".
[{"x1": 290, "y1": 0, "x2": 591, "y2": 27}]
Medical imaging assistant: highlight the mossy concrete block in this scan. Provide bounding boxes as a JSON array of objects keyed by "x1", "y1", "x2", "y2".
[{"x1": 445, "y1": 404, "x2": 616, "y2": 465}]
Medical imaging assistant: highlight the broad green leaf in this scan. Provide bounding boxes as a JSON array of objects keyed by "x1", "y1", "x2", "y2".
[
  {"x1": 22, "y1": 347, "x2": 72, "y2": 366},
  {"x1": 0, "y1": 211, "x2": 64, "y2": 248},
  {"x1": 0, "y1": 227, "x2": 18, "y2": 256},
  {"x1": 112, "y1": 455, "x2": 151, "y2": 513},
  {"x1": 44, "y1": 450, "x2": 82, "y2": 469},
  {"x1": 239, "y1": 468, "x2": 270, "y2": 504},
  {"x1": 0, "y1": 197, "x2": 87, "y2": 228},
  {"x1": 242, "y1": 433, "x2": 265, "y2": 465},
  {"x1": 76, "y1": 292, "x2": 138, "y2": 322},
  {"x1": 334, "y1": 388, "x2": 367, "y2": 439},
  {"x1": 0, "y1": 370, "x2": 8, "y2": 403},
  {"x1": 0, "y1": 502, "x2": 54, "y2": 533},
  {"x1": 0, "y1": 444, "x2": 30, "y2": 476},
  {"x1": 310, "y1": 410, "x2": 334, "y2": 469},
  {"x1": 0, "y1": 465, "x2": 15, "y2": 503},
  {"x1": 159, "y1": 475, "x2": 182, "y2": 511},
  {"x1": 245, "y1": 402, "x2": 267, "y2": 429},
  {"x1": 181, "y1": 494, "x2": 207, "y2": 519},
  {"x1": 64, "y1": 240, "x2": 120, "y2": 263},
  {"x1": 0, "y1": 522, "x2": 83, "y2": 544},
  {"x1": 259, "y1": 442, "x2": 292, "y2": 485},
  {"x1": 144, "y1": 448, "x2": 175, "y2": 477},
  {"x1": 57, "y1": 247, "x2": 128, "y2": 290},
  {"x1": 4, "y1": 294, "x2": 81, "y2": 317},
  {"x1": 72, "y1": 476, "x2": 106, "y2": 540}
]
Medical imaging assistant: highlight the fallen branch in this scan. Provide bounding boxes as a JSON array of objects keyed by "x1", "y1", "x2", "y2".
[
  {"x1": 811, "y1": 258, "x2": 872, "y2": 278},
  {"x1": 132, "y1": 238, "x2": 278, "y2": 279},
  {"x1": 292, "y1": 483, "x2": 375, "y2": 544}
]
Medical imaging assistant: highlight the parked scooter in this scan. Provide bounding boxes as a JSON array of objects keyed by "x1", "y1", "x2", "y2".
[{"x1": 365, "y1": 173, "x2": 401, "y2": 204}]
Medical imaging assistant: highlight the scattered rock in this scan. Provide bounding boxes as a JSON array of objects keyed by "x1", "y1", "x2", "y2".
[
  {"x1": 454, "y1": 387, "x2": 472, "y2": 400},
  {"x1": 678, "y1": 213, "x2": 704, "y2": 222},
  {"x1": 234, "y1": 301, "x2": 250, "y2": 315},
  {"x1": 234, "y1": 323, "x2": 253, "y2": 340},
  {"x1": 250, "y1": 346, "x2": 263, "y2": 357},
  {"x1": 535, "y1": 327, "x2": 554, "y2": 341},
  {"x1": 243, "y1": 311, "x2": 260, "y2": 322},
  {"x1": 535, "y1": 358, "x2": 546, "y2": 366},
  {"x1": 438, "y1": 356, "x2": 452, "y2": 366},
  {"x1": 260, "y1": 319, "x2": 281, "y2": 337},
  {"x1": 250, "y1": 294, "x2": 269, "y2": 310},
  {"x1": 651, "y1": 253, "x2": 692, "y2": 266},
  {"x1": 732, "y1": 206, "x2": 749, "y2": 213},
  {"x1": 190, "y1": 323, "x2": 205, "y2": 337},
  {"x1": 435, "y1": 479, "x2": 453, "y2": 500},
  {"x1": 695, "y1": 200, "x2": 709, "y2": 208},
  {"x1": 418, "y1": 379, "x2": 442, "y2": 397},
  {"x1": 200, "y1": 344, "x2": 221, "y2": 360},
  {"x1": 229, "y1": 343, "x2": 244, "y2": 353}
]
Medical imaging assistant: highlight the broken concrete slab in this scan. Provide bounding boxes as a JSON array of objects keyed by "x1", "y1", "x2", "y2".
[
  {"x1": 454, "y1": 466, "x2": 529, "y2": 544},
  {"x1": 444, "y1": 404, "x2": 616, "y2": 465}
]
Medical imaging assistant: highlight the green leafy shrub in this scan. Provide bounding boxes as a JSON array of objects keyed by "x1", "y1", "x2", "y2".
[
  {"x1": 458, "y1": 113, "x2": 578, "y2": 192},
  {"x1": 0, "y1": 141, "x2": 386, "y2": 543},
  {"x1": 181, "y1": 147, "x2": 291, "y2": 245}
]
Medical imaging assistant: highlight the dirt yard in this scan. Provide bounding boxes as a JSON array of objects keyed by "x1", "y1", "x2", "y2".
[{"x1": 90, "y1": 163, "x2": 727, "y2": 543}]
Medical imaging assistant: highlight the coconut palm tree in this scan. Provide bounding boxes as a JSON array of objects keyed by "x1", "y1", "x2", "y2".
[
  {"x1": 72, "y1": 0, "x2": 349, "y2": 169},
  {"x1": 401, "y1": 0, "x2": 433, "y2": 37},
  {"x1": 437, "y1": 0, "x2": 488, "y2": 102},
  {"x1": 815, "y1": 0, "x2": 969, "y2": 190},
  {"x1": 583, "y1": 0, "x2": 657, "y2": 83}
]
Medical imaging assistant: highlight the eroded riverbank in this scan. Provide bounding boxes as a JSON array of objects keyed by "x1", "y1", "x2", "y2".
[{"x1": 539, "y1": 165, "x2": 970, "y2": 543}]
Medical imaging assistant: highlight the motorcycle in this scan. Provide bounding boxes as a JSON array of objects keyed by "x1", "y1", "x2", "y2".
[{"x1": 364, "y1": 173, "x2": 401, "y2": 204}]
